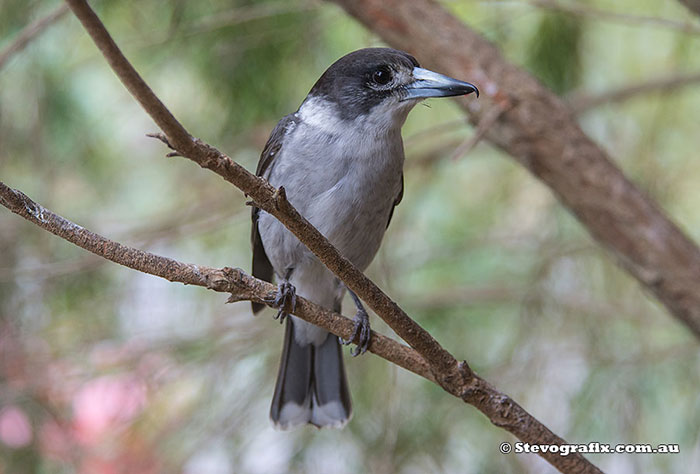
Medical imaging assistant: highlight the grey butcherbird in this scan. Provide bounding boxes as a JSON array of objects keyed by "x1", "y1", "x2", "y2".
[{"x1": 251, "y1": 48, "x2": 478, "y2": 429}]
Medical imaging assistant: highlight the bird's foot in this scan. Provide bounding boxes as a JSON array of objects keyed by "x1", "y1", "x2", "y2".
[
  {"x1": 341, "y1": 306, "x2": 371, "y2": 356},
  {"x1": 265, "y1": 280, "x2": 297, "y2": 323}
]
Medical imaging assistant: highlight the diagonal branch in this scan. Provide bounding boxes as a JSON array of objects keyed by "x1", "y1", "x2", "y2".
[
  {"x1": 329, "y1": 0, "x2": 700, "y2": 341},
  {"x1": 0, "y1": 179, "x2": 600, "y2": 473}
]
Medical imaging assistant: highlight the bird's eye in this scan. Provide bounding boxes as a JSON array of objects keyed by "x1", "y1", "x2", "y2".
[{"x1": 372, "y1": 67, "x2": 393, "y2": 86}]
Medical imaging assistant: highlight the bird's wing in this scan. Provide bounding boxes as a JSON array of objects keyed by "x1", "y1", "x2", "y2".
[
  {"x1": 255, "y1": 114, "x2": 296, "y2": 177},
  {"x1": 386, "y1": 173, "x2": 404, "y2": 229},
  {"x1": 251, "y1": 114, "x2": 297, "y2": 313}
]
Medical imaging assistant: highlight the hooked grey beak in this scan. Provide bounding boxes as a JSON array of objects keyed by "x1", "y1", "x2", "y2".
[{"x1": 403, "y1": 67, "x2": 479, "y2": 101}]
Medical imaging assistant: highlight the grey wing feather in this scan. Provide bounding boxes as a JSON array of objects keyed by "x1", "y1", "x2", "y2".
[{"x1": 251, "y1": 114, "x2": 297, "y2": 313}]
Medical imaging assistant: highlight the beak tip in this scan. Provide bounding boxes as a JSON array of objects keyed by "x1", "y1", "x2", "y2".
[
  {"x1": 406, "y1": 68, "x2": 480, "y2": 101},
  {"x1": 463, "y1": 82, "x2": 479, "y2": 98}
]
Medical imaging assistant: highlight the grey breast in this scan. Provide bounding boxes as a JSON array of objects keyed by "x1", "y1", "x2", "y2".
[{"x1": 262, "y1": 114, "x2": 404, "y2": 273}]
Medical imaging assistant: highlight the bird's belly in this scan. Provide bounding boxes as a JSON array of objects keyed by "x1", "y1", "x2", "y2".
[
  {"x1": 261, "y1": 168, "x2": 399, "y2": 275},
  {"x1": 316, "y1": 192, "x2": 389, "y2": 268},
  {"x1": 303, "y1": 160, "x2": 400, "y2": 268}
]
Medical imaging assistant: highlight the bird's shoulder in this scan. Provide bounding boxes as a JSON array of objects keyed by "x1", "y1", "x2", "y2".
[{"x1": 255, "y1": 113, "x2": 300, "y2": 178}]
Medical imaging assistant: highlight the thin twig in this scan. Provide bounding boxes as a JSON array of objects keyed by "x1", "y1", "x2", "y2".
[
  {"x1": 404, "y1": 118, "x2": 467, "y2": 145},
  {"x1": 449, "y1": 100, "x2": 511, "y2": 160},
  {"x1": 488, "y1": 0, "x2": 700, "y2": 36},
  {"x1": 132, "y1": 2, "x2": 319, "y2": 52},
  {"x1": 569, "y1": 70, "x2": 700, "y2": 113},
  {"x1": 0, "y1": 3, "x2": 70, "y2": 72},
  {"x1": 185, "y1": 1, "x2": 317, "y2": 37}
]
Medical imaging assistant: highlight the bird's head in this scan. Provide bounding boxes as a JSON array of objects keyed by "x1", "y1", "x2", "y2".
[{"x1": 302, "y1": 48, "x2": 478, "y2": 133}]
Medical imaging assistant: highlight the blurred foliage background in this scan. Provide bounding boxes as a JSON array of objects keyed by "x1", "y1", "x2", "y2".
[{"x1": 1, "y1": 0, "x2": 700, "y2": 473}]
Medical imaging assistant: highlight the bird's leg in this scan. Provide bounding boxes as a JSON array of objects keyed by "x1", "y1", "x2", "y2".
[
  {"x1": 264, "y1": 268, "x2": 297, "y2": 323},
  {"x1": 341, "y1": 290, "x2": 371, "y2": 356}
]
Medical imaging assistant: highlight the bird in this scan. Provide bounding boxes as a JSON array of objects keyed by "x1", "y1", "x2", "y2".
[{"x1": 251, "y1": 47, "x2": 478, "y2": 429}]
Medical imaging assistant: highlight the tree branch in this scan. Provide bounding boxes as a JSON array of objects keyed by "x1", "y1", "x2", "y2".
[
  {"x1": 329, "y1": 0, "x2": 700, "y2": 341},
  {"x1": 678, "y1": 0, "x2": 700, "y2": 17},
  {"x1": 0, "y1": 179, "x2": 601, "y2": 473}
]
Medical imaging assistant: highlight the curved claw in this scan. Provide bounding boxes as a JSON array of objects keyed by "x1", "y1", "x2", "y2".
[
  {"x1": 265, "y1": 281, "x2": 297, "y2": 323},
  {"x1": 341, "y1": 307, "x2": 371, "y2": 356}
]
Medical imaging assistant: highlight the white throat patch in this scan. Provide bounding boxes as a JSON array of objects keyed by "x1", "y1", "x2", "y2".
[{"x1": 298, "y1": 96, "x2": 417, "y2": 137}]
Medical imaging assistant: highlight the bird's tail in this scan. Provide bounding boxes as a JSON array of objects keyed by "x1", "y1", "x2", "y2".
[{"x1": 270, "y1": 317, "x2": 352, "y2": 429}]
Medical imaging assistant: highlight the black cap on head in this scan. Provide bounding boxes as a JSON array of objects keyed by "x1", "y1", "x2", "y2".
[
  {"x1": 308, "y1": 48, "x2": 420, "y2": 119},
  {"x1": 306, "y1": 48, "x2": 477, "y2": 121}
]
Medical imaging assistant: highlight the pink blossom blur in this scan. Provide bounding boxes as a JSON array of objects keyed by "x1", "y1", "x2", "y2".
[{"x1": 0, "y1": 405, "x2": 33, "y2": 448}]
